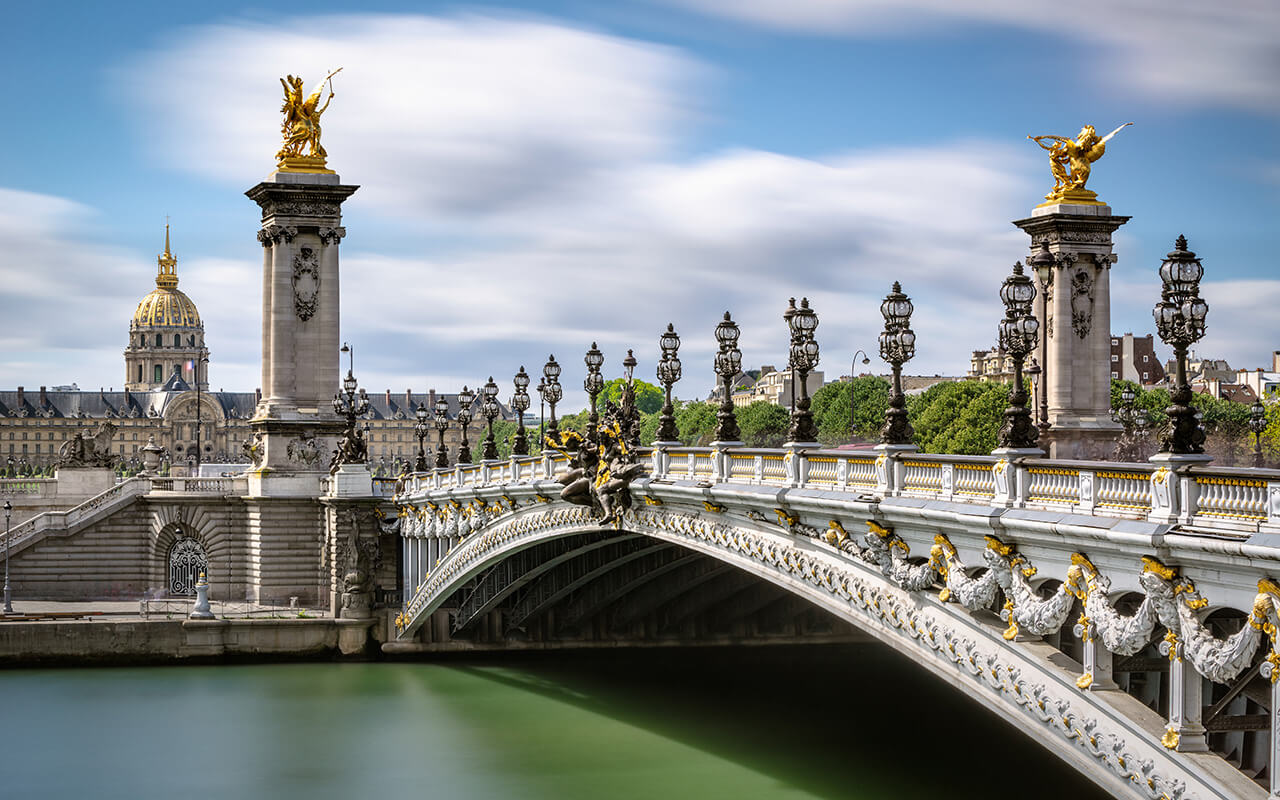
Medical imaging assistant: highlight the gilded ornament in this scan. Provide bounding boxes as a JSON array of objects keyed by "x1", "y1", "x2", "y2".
[
  {"x1": 1027, "y1": 123, "x2": 1131, "y2": 206},
  {"x1": 275, "y1": 69, "x2": 342, "y2": 173}
]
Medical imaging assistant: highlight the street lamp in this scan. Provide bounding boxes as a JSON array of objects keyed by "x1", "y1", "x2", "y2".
[
  {"x1": 3, "y1": 499, "x2": 11, "y2": 613},
  {"x1": 1249, "y1": 399, "x2": 1267, "y2": 468},
  {"x1": 879, "y1": 282, "x2": 916, "y2": 445},
  {"x1": 848, "y1": 349, "x2": 871, "y2": 442},
  {"x1": 481, "y1": 377, "x2": 501, "y2": 461},
  {"x1": 655, "y1": 324, "x2": 682, "y2": 443},
  {"x1": 511, "y1": 367, "x2": 531, "y2": 456},
  {"x1": 194, "y1": 348, "x2": 210, "y2": 474},
  {"x1": 713, "y1": 312, "x2": 743, "y2": 443},
  {"x1": 331, "y1": 352, "x2": 370, "y2": 469},
  {"x1": 433, "y1": 396, "x2": 450, "y2": 468},
  {"x1": 584, "y1": 342, "x2": 605, "y2": 442},
  {"x1": 997, "y1": 261, "x2": 1040, "y2": 450},
  {"x1": 1111, "y1": 384, "x2": 1152, "y2": 462},
  {"x1": 785, "y1": 297, "x2": 821, "y2": 444},
  {"x1": 536, "y1": 378, "x2": 546, "y2": 455},
  {"x1": 455, "y1": 386, "x2": 475, "y2": 465},
  {"x1": 1153, "y1": 235, "x2": 1209, "y2": 454},
  {"x1": 413, "y1": 402, "x2": 431, "y2": 472},
  {"x1": 541, "y1": 356, "x2": 563, "y2": 446}
]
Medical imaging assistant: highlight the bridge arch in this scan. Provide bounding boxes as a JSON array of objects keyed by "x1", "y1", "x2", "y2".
[{"x1": 394, "y1": 489, "x2": 1266, "y2": 800}]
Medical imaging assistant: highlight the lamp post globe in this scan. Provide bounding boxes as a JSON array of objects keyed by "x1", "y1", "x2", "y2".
[
  {"x1": 433, "y1": 397, "x2": 450, "y2": 468},
  {"x1": 1153, "y1": 236, "x2": 1209, "y2": 455},
  {"x1": 584, "y1": 343, "x2": 605, "y2": 442},
  {"x1": 511, "y1": 367, "x2": 532, "y2": 456},
  {"x1": 785, "y1": 297, "x2": 821, "y2": 444},
  {"x1": 1250, "y1": 399, "x2": 1268, "y2": 468},
  {"x1": 413, "y1": 402, "x2": 431, "y2": 472},
  {"x1": 655, "y1": 323, "x2": 682, "y2": 443},
  {"x1": 455, "y1": 386, "x2": 475, "y2": 464},
  {"x1": 541, "y1": 356, "x2": 563, "y2": 445}
]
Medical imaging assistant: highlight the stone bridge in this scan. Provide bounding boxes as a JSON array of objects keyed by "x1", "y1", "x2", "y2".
[{"x1": 390, "y1": 444, "x2": 1280, "y2": 800}]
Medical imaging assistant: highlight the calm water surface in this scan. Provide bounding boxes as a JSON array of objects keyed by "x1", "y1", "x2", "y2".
[{"x1": 1, "y1": 646, "x2": 1093, "y2": 799}]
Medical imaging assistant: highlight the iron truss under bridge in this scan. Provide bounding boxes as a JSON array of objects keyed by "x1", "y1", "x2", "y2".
[{"x1": 385, "y1": 444, "x2": 1280, "y2": 800}]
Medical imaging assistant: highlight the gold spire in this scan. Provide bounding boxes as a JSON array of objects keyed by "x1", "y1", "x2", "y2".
[{"x1": 156, "y1": 221, "x2": 178, "y2": 289}]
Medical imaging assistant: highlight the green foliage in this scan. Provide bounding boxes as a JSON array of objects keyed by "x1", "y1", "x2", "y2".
[
  {"x1": 908, "y1": 380, "x2": 1010, "y2": 455},
  {"x1": 491, "y1": 419, "x2": 517, "y2": 459},
  {"x1": 1110, "y1": 378, "x2": 1272, "y2": 464},
  {"x1": 600, "y1": 378, "x2": 665, "y2": 415},
  {"x1": 811, "y1": 377, "x2": 891, "y2": 444},
  {"x1": 638, "y1": 411, "x2": 661, "y2": 446},
  {"x1": 676, "y1": 401, "x2": 718, "y2": 445},
  {"x1": 736, "y1": 401, "x2": 791, "y2": 448}
]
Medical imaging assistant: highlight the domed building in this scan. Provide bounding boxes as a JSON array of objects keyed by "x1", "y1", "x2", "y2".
[{"x1": 124, "y1": 226, "x2": 208, "y2": 391}]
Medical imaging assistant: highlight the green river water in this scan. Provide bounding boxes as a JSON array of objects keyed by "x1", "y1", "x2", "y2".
[{"x1": 1, "y1": 645, "x2": 1094, "y2": 799}]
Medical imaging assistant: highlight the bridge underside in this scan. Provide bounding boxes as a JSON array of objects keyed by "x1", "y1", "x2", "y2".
[{"x1": 397, "y1": 531, "x2": 870, "y2": 651}]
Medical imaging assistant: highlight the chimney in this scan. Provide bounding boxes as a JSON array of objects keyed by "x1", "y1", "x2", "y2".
[
  {"x1": 39, "y1": 386, "x2": 47, "y2": 407},
  {"x1": 255, "y1": 388, "x2": 262, "y2": 404},
  {"x1": 428, "y1": 389, "x2": 436, "y2": 410},
  {"x1": 385, "y1": 389, "x2": 392, "y2": 408},
  {"x1": 16, "y1": 386, "x2": 24, "y2": 408},
  {"x1": 1273, "y1": 351, "x2": 1280, "y2": 373},
  {"x1": 405, "y1": 389, "x2": 413, "y2": 409},
  {"x1": 124, "y1": 387, "x2": 131, "y2": 405}
]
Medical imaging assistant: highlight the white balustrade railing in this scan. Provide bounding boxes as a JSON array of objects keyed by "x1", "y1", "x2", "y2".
[{"x1": 391, "y1": 445, "x2": 1280, "y2": 536}]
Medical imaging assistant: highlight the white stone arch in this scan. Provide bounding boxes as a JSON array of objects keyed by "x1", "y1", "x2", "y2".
[{"x1": 398, "y1": 500, "x2": 1258, "y2": 800}]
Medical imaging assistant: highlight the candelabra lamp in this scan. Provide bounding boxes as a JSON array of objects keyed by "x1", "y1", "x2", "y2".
[
  {"x1": 878, "y1": 282, "x2": 916, "y2": 445},
  {"x1": 1111, "y1": 384, "x2": 1152, "y2": 462},
  {"x1": 511, "y1": 367, "x2": 532, "y2": 456},
  {"x1": 481, "y1": 376, "x2": 501, "y2": 461},
  {"x1": 541, "y1": 356, "x2": 563, "y2": 446},
  {"x1": 997, "y1": 262, "x2": 1040, "y2": 450},
  {"x1": 655, "y1": 324, "x2": 682, "y2": 443},
  {"x1": 413, "y1": 402, "x2": 431, "y2": 472},
  {"x1": 713, "y1": 312, "x2": 743, "y2": 443},
  {"x1": 331, "y1": 366, "x2": 371, "y2": 468},
  {"x1": 584, "y1": 342, "x2": 605, "y2": 441},
  {"x1": 1153, "y1": 236, "x2": 1209, "y2": 455},
  {"x1": 1250, "y1": 399, "x2": 1267, "y2": 468},
  {"x1": 455, "y1": 385, "x2": 475, "y2": 465},
  {"x1": 785, "y1": 297, "x2": 821, "y2": 444},
  {"x1": 433, "y1": 397, "x2": 450, "y2": 468},
  {"x1": 1027, "y1": 242, "x2": 1055, "y2": 435}
]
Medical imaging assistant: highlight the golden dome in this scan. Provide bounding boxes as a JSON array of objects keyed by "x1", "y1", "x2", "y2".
[{"x1": 131, "y1": 225, "x2": 202, "y2": 328}]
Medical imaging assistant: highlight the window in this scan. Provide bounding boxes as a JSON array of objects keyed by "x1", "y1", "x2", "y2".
[
  {"x1": 35, "y1": 444, "x2": 40, "y2": 453},
  {"x1": 174, "y1": 334, "x2": 181, "y2": 347},
  {"x1": 156, "y1": 334, "x2": 163, "y2": 347},
  {"x1": 1111, "y1": 339, "x2": 1119, "y2": 346},
  {"x1": 21, "y1": 444, "x2": 27, "y2": 454},
  {"x1": 136, "y1": 364, "x2": 142, "y2": 383},
  {"x1": 1142, "y1": 372, "x2": 1149, "y2": 380},
  {"x1": 1110, "y1": 354, "x2": 1118, "y2": 362},
  {"x1": 1142, "y1": 355, "x2": 1149, "y2": 362},
  {"x1": 1111, "y1": 371, "x2": 1118, "y2": 379},
  {"x1": 154, "y1": 365, "x2": 163, "y2": 383}
]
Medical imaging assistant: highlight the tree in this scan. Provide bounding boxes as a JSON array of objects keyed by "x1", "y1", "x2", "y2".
[
  {"x1": 811, "y1": 376, "x2": 891, "y2": 444},
  {"x1": 675, "y1": 401, "x2": 718, "y2": 445},
  {"x1": 600, "y1": 378, "x2": 665, "y2": 415},
  {"x1": 737, "y1": 401, "x2": 791, "y2": 447},
  {"x1": 908, "y1": 380, "x2": 1009, "y2": 455},
  {"x1": 638, "y1": 411, "x2": 661, "y2": 446}
]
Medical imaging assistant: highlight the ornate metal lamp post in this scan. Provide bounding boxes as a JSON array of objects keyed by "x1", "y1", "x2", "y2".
[
  {"x1": 433, "y1": 397, "x2": 450, "y2": 468},
  {"x1": 413, "y1": 402, "x2": 431, "y2": 472},
  {"x1": 655, "y1": 324, "x2": 682, "y2": 443},
  {"x1": 848, "y1": 349, "x2": 871, "y2": 443},
  {"x1": 194, "y1": 348, "x2": 210, "y2": 473},
  {"x1": 3, "y1": 499, "x2": 11, "y2": 614},
  {"x1": 511, "y1": 367, "x2": 531, "y2": 456},
  {"x1": 480, "y1": 377, "x2": 501, "y2": 461},
  {"x1": 584, "y1": 342, "x2": 605, "y2": 441},
  {"x1": 536, "y1": 379, "x2": 546, "y2": 454},
  {"x1": 332, "y1": 359, "x2": 370, "y2": 468},
  {"x1": 879, "y1": 282, "x2": 916, "y2": 445},
  {"x1": 455, "y1": 386, "x2": 475, "y2": 464},
  {"x1": 1111, "y1": 384, "x2": 1152, "y2": 462},
  {"x1": 541, "y1": 356, "x2": 563, "y2": 445},
  {"x1": 785, "y1": 297, "x2": 821, "y2": 444},
  {"x1": 1250, "y1": 399, "x2": 1267, "y2": 468},
  {"x1": 1153, "y1": 236, "x2": 1209, "y2": 455},
  {"x1": 713, "y1": 312, "x2": 743, "y2": 443},
  {"x1": 997, "y1": 262, "x2": 1040, "y2": 450}
]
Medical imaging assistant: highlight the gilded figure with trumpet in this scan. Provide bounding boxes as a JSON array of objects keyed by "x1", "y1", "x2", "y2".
[
  {"x1": 276, "y1": 68, "x2": 342, "y2": 172},
  {"x1": 1028, "y1": 122, "x2": 1131, "y2": 205}
]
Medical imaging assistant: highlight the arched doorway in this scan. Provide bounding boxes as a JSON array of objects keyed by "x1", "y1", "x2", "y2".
[{"x1": 167, "y1": 537, "x2": 208, "y2": 596}]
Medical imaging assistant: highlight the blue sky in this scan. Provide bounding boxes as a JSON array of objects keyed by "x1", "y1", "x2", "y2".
[{"x1": 2, "y1": 1, "x2": 1277, "y2": 405}]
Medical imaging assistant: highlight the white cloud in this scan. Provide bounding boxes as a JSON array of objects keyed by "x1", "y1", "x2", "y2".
[{"x1": 666, "y1": 0, "x2": 1280, "y2": 113}]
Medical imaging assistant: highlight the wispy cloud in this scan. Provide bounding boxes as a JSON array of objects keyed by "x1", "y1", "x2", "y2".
[{"x1": 666, "y1": 0, "x2": 1280, "y2": 113}]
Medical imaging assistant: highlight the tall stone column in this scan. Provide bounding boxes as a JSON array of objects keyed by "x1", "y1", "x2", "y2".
[
  {"x1": 1013, "y1": 204, "x2": 1128, "y2": 459},
  {"x1": 244, "y1": 171, "x2": 358, "y2": 497}
]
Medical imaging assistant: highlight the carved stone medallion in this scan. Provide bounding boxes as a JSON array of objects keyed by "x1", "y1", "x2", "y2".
[{"x1": 292, "y1": 247, "x2": 320, "y2": 321}]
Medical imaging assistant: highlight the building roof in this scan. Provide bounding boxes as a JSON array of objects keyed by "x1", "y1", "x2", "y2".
[{"x1": 131, "y1": 225, "x2": 202, "y2": 329}]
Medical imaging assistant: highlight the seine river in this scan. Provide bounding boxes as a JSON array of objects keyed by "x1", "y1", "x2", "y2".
[{"x1": 2, "y1": 645, "x2": 1093, "y2": 799}]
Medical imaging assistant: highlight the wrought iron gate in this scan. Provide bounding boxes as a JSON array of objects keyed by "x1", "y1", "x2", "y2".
[{"x1": 168, "y1": 537, "x2": 208, "y2": 596}]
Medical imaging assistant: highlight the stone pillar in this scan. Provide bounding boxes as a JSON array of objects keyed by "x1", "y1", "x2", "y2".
[
  {"x1": 245, "y1": 171, "x2": 358, "y2": 497},
  {"x1": 1013, "y1": 204, "x2": 1128, "y2": 459}
]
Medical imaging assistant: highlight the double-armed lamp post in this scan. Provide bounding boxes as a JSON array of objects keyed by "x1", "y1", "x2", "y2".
[
  {"x1": 584, "y1": 343, "x2": 605, "y2": 442},
  {"x1": 511, "y1": 367, "x2": 531, "y2": 456},
  {"x1": 432, "y1": 397, "x2": 450, "y2": 468},
  {"x1": 878, "y1": 282, "x2": 916, "y2": 445},
  {"x1": 997, "y1": 261, "x2": 1040, "y2": 450},
  {"x1": 713, "y1": 312, "x2": 743, "y2": 443},
  {"x1": 413, "y1": 402, "x2": 431, "y2": 472},
  {"x1": 540, "y1": 356, "x2": 563, "y2": 445},
  {"x1": 481, "y1": 377, "x2": 501, "y2": 461},
  {"x1": 784, "y1": 297, "x2": 820, "y2": 444},
  {"x1": 455, "y1": 386, "x2": 475, "y2": 465},
  {"x1": 1153, "y1": 236, "x2": 1209, "y2": 455},
  {"x1": 655, "y1": 324, "x2": 682, "y2": 443}
]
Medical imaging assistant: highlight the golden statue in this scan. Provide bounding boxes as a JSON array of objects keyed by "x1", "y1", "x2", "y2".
[
  {"x1": 1028, "y1": 123, "x2": 1131, "y2": 205},
  {"x1": 275, "y1": 69, "x2": 342, "y2": 173}
]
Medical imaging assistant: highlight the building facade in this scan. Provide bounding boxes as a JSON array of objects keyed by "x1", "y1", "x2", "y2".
[
  {"x1": 968, "y1": 347, "x2": 1014, "y2": 382},
  {"x1": 1108, "y1": 333, "x2": 1165, "y2": 386},
  {"x1": 0, "y1": 229, "x2": 508, "y2": 472}
]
